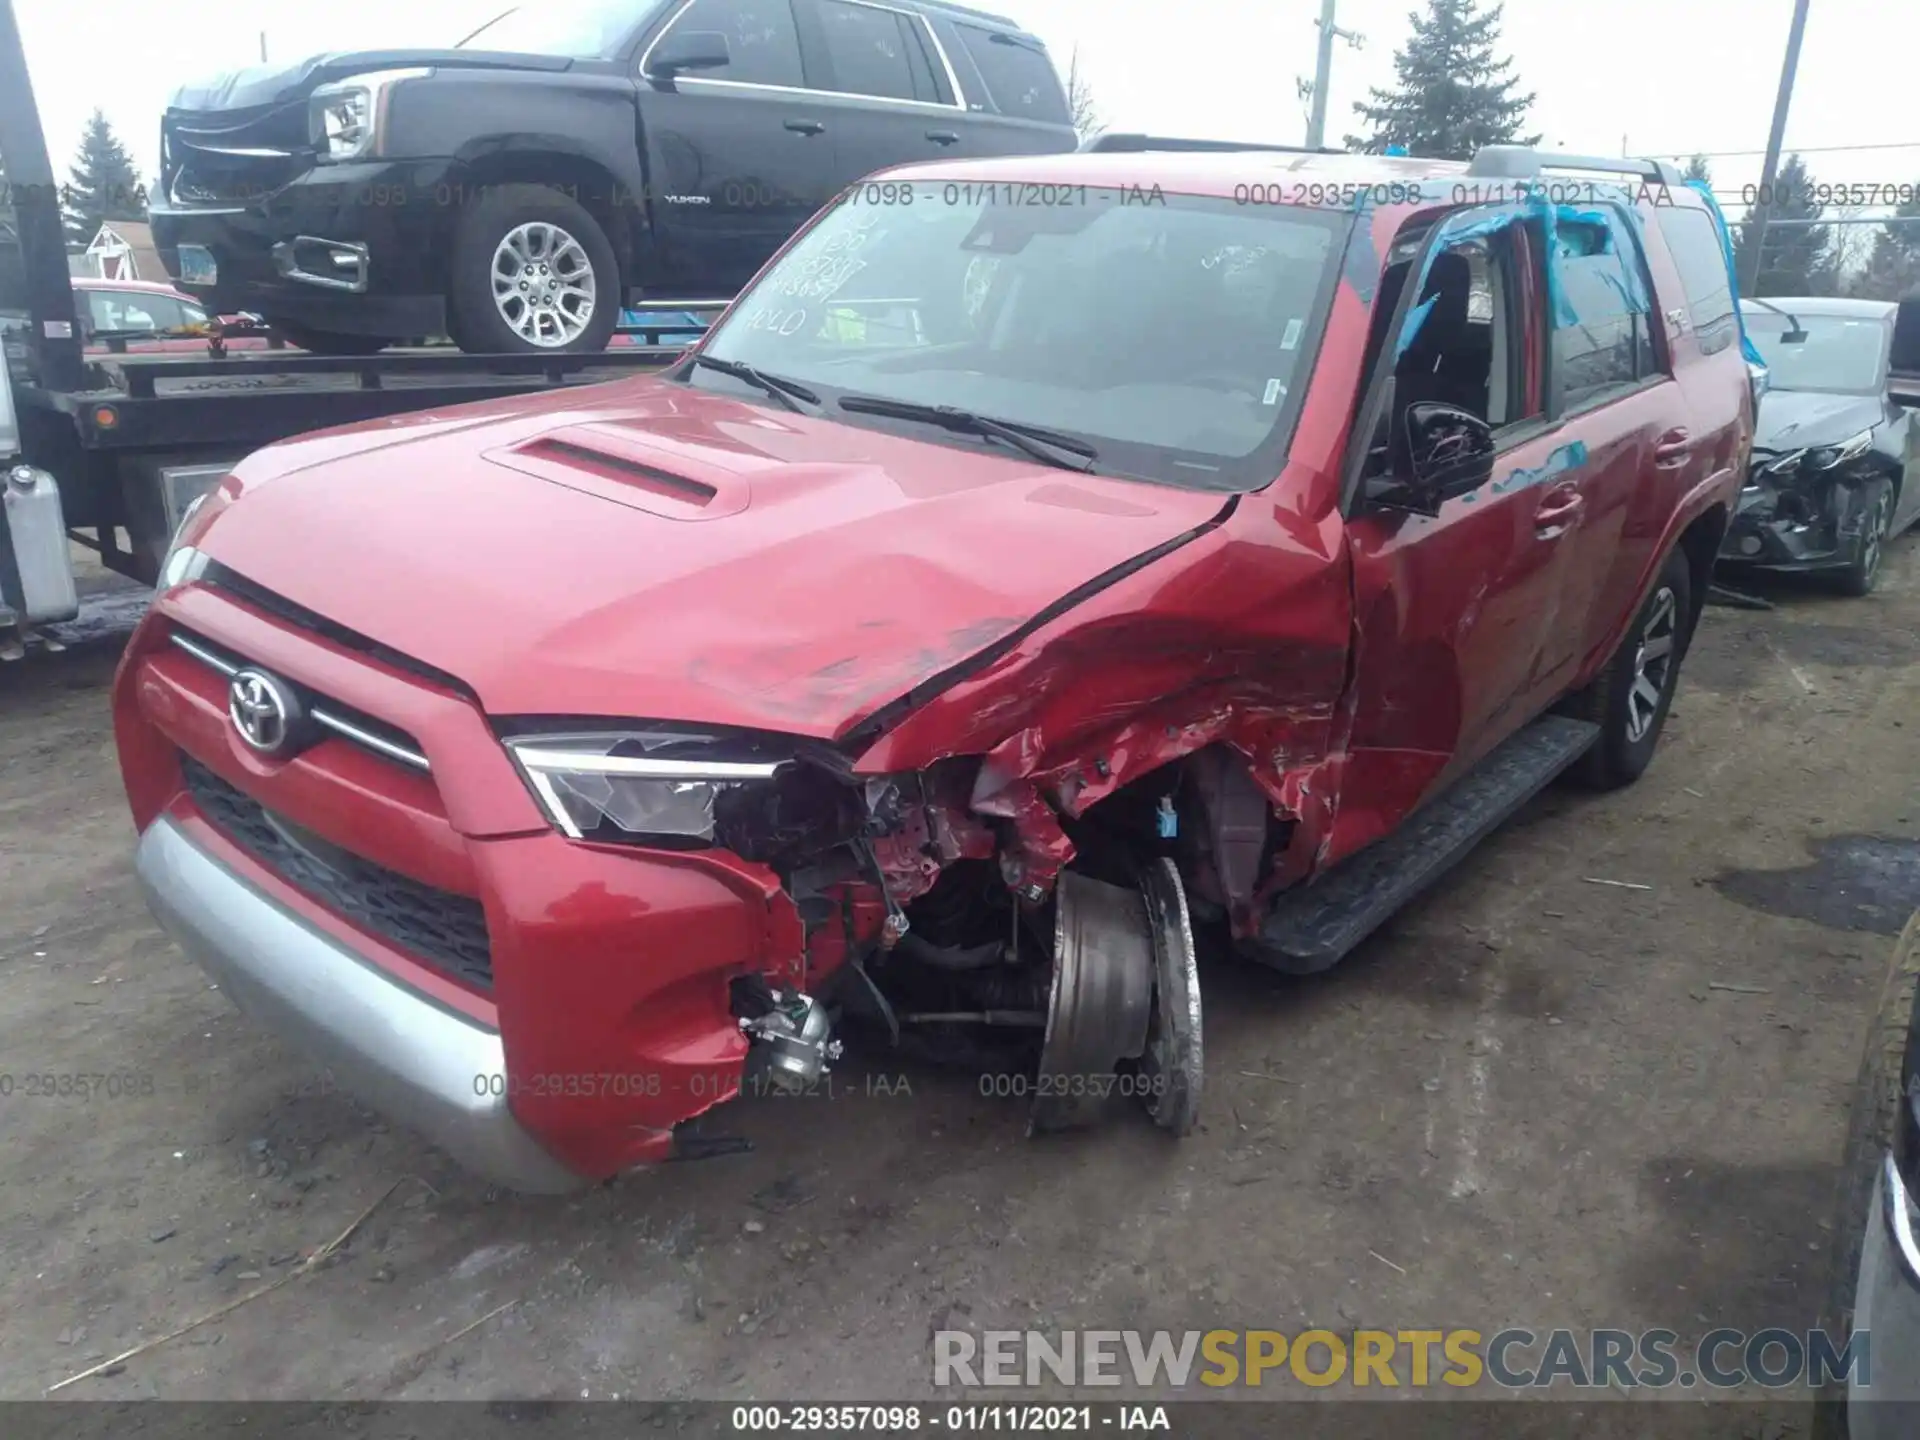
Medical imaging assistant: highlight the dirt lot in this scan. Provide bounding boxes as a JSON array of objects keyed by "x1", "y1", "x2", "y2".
[{"x1": 4, "y1": 544, "x2": 1920, "y2": 1410}]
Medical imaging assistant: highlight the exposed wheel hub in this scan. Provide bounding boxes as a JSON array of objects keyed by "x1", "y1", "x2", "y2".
[{"x1": 1027, "y1": 862, "x2": 1204, "y2": 1137}]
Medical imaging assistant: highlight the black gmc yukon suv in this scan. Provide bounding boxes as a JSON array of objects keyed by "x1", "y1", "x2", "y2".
[{"x1": 152, "y1": 0, "x2": 1076, "y2": 354}]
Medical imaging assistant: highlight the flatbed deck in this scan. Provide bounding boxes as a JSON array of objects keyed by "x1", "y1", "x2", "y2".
[{"x1": 17, "y1": 342, "x2": 693, "y2": 451}]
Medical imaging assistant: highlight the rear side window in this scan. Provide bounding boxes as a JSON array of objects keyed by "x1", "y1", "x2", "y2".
[
  {"x1": 1552, "y1": 209, "x2": 1660, "y2": 412},
  {"x1": 659, "y1": 0, "x2": 804, "y2": 87},
  {"x1": 952, "y1": 25, "x2": 1069, "y2": 125},
  {"x1": 1658, "y1": 206, "x2": 1738, "y2": 356},
  {"x1": 813, "y1": 0, "x2": 941, "y2": 103}
]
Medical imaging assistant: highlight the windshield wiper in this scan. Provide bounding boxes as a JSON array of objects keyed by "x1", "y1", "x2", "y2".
[
  {"x1": 686, "y1": 354, "x2": 822, "y2": 412},
  {"x1": 836, "y1": 394, "x2": 1097, "y2": 473}
]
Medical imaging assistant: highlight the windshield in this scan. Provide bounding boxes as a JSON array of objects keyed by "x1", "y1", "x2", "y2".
[
  {"x1": 1744, "y1": 310, "x2": 1889, "y2": 394},
  {"x1": 691, "y1": 183, "x2": 1348, "y2": 492},
  {"x1": 458, "y1": 0, "x2": 663, "y2": 57}
]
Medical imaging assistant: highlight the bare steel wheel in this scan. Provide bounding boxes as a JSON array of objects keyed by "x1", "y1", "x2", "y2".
[
  {"x1": 1625, "y1": 584, "x2": 1678, "y2": 745},
  {"x1": 448, "y1": 183, "x2": 620, "y2": 355},
  {"x1": 491, "y1": 221, "x2": 597, "y2": 349}
]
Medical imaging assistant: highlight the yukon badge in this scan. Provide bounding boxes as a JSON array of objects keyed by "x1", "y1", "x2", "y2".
[{"x1": 228, "y1": 668, "x2": 307, "y2": 757}]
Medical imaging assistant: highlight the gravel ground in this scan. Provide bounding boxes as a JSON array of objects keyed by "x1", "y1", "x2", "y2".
[{"x1": 2, "y1": 541, "x2": 1918, "y2": 1425}]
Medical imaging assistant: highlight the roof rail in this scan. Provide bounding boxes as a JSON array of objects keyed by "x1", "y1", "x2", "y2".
[
  {"x1": 1466, "y1": 145, "x2": 1684, "y2": 187},
  {"x1": 908, "y1": 0, "x2": 1023, "y2": 28},
  {"x1": 1080, "y1": 132, "x2": 1342, "y2": 156}
]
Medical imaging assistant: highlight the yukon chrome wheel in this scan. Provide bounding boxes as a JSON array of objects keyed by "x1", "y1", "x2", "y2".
[
  {"x1": 1626, "y1": 584, "x2": 1678, "y2": 744},
  {"x1": 491, "y1": 221, "x2": 597, "y2": 348}
]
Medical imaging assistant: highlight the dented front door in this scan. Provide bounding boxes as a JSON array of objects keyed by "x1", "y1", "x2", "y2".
[{"x1": 1342, "y1": 427, "x2": 1593, "y2": 804}]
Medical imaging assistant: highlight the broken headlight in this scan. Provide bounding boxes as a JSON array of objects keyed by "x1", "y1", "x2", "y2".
[
  {"x1": 1805, "y1": 429, "x2": 1874, "y2": 471},
  {"x1": 505, "y1": 732, "x2": 791, "y2": 844}
]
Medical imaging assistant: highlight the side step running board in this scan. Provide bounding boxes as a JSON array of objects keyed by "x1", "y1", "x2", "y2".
[{"x1": 1251, "y1": 715, "x2": 1601, "y2": 975}]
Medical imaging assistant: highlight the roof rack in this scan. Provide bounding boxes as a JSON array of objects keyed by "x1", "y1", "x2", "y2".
[
  {"x1": 1466, "y1": 145, "x2": 1684, "y2": 187},
  {"x1": 1079, "y1": 132, "x2": 1343, "y2": 156}
]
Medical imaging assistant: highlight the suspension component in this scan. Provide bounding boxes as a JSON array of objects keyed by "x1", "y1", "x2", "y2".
[{"x1": 740, "y1": 989, "x2": 842, "y2": 1091}]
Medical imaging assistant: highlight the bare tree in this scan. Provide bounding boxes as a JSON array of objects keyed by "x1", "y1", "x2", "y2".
[
  {"x1": 1066, "y1": 48, "x2": 1101, "y2": 142},
  {"x1": 1827, "y1": 202, "x2": 1877, "y2": 294}
]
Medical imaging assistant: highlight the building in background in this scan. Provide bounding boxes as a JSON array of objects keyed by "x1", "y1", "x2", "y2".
[{"x1": 78, "y1": 219, "x2": 160, "y2": 281}]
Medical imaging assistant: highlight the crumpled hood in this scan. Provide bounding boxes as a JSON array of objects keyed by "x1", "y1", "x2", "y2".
[
  {"x1": 167, "y1": 49, "x2": 573, "y2": 113},
  {"x1": 196, "y1": 380, "x2": 1229, "y2": 740},
  {"x1": 1753, "y1": 389, "x2": 1882, "y2": 454}
]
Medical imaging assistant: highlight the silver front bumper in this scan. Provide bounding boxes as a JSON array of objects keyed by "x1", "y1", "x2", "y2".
[
  {"x1": 1848, "y1": 1154, "x2": 1920, "y2": 1435},
  {"x1": 136, "y1": 816, "x2": 587, "y2": 1194}
]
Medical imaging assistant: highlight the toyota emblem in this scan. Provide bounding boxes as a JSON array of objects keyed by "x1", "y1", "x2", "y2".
[{"x1": 228, "y1": 668, "x2": 304, "y2": 756}]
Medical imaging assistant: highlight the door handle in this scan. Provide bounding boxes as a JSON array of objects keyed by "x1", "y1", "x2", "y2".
[
  {"x1": 784, "y1": 119, "x2": 827, "y2": 136},
  {"x1": 1653, "y1": 427, "x2": 1692, "y2": 467},
  {"x1": 1534, "y1": 483, "x2": 1585, "y2": 537},
  {"x1": 926, "y1": 130, "x2": 960, "y2": 145}
]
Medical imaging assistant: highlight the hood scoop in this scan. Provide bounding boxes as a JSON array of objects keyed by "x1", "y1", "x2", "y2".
[{"x1": 485, "y1": 425, "x2": 751, "y2": 521}]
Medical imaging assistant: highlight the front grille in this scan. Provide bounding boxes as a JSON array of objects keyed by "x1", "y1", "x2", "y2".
[
  {"x1": 182, "y1": 755, "x2": 493, "y2": 990},
  {"x1": 163, "y1": 103, "x2": 311, "y2": 206},
  {"x1": 170, "y1": 627, "x2": 431, "y2": 774}
]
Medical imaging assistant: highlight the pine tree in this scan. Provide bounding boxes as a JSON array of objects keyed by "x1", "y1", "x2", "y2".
[
  {"x1": 1734, "y1": 154, "x2": 1833, "y2": 298},
  {"x1": 1851, "y1": 184, "x2": 1920, "y2": 300},
  {"x1": 1344, "y1": 0, "x2": 1539, "y2": 159},
  {"x1": 62, "y1": 110, "x2": 146, "y2": 248},
  {"x1": 1682, "y1": 155, "x2": 1712, "y2": 186}
]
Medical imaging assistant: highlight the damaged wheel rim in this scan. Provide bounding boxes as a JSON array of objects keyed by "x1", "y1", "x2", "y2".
[
  {"x1": 1626, "y1": 585, "x2": 1678, "y2": 744},
  {"x1": 1139, "y1": 858, "x2": 1204, "y2": 1136}
]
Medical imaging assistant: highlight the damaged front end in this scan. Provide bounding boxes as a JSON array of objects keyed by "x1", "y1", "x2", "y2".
[
  {"x1": 502, "y1": 723, "x2": 1213, "y2": 1141},
  {"x1": 1721, "y1": 429, "x2": 1894, "y2": 572}
]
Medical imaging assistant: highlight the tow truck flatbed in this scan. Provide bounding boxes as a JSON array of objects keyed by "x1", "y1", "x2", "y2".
[
  {"x1": 0, "y1": 0, "x2": 719, "y2": 623},
  {"x1": 18, "y1": 341, "x2": 694, "y2": 452}
]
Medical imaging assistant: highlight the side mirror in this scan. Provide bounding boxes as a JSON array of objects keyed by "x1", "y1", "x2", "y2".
[
  {"x1": 1377, "y1": 401, "x2": 1495, "y2": 516},
  {"x1": 647, "y1": 30, "x2": 731, "y2": 79}
]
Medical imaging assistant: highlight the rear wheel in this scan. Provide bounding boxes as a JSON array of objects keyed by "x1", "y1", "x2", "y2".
[
  {"x1": 1835, "y1": 478, "x2": 1893, "y2": 598},
  {"x1": 268, "y1": 322, "x2": 390, "y2": 356},
  {"x1": 447, "y1": 183, "x2": 620, "y2": 355},
  {"x1": 1813, "y1": 910, "x2": 1920, "y2": 1439},
  {"x1": 1562, "y1": 545, "x2": 1692, "y2": 790}
]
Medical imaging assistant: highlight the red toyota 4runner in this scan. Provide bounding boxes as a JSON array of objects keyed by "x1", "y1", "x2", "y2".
[{"x1": 115, "y1": 143, "x2": 1752, "y2": 1191}]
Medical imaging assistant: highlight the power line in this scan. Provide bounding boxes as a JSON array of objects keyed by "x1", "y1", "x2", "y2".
[
  {"x1": 1751, "y1": 216, "x2": 1912, "y2": 229},
  {"x1": 1645, "y1": 140, "x2": 1920, "y2": 159}
]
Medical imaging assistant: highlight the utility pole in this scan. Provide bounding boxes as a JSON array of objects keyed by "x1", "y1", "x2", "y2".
[
  {"x1": 1742, "y1": 0, "x2": 1812, "y2": 295},
  {"x1": 1303, "y1": 0, "x2": 1363, "y2": 151}
]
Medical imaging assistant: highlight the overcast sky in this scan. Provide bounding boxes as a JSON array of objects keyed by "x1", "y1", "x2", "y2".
[{"x1": 13, "y1": 0, "x2": 1917, "y2": 223}]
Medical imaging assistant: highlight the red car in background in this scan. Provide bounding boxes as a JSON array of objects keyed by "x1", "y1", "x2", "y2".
[{"x1": 73, "y1": 275, "x2": 277, "y2": 355}]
